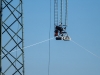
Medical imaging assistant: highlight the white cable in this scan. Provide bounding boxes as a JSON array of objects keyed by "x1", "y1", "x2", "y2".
[
  {"x1": 2, "y1": 37, "x2": 99, "y2": 59},
  {"x1": 1, "y1": 37, "x2": 54, "y2": 56},
  {"x1": 71, "y1": 40, "x2": 100, "y2": 59}
]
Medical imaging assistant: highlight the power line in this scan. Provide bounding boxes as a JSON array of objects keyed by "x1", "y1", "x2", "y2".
[{"x1": 48, "y1": 0, "x2": 52, "y2": 75}]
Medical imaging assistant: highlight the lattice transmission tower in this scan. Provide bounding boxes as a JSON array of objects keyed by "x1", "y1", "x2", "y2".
[{"x1": 0, "y1": 0, "x2": 25, "y2": 75}]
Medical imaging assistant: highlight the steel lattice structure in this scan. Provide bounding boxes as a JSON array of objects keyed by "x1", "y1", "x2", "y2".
[{"x1": 0, "y1": 0, "x2": 24, "y2": 75}]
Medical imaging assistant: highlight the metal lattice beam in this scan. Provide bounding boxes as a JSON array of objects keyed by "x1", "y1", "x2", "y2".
[{"x1": 0, "y1": 0, "x2": 24, "y2": 75}]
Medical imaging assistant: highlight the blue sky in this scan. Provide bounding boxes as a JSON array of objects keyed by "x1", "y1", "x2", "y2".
[{"x1": 23, "y1": 0, "x2": 100, "y2": 75}]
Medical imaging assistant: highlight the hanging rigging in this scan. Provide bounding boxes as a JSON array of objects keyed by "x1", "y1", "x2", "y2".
[{"x1": 54, "y1": 0, "x2": 71, "y2": 41}]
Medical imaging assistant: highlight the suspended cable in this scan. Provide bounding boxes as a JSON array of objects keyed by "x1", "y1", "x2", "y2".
[
  {"x1": 48, "y1": 0, "x2": 52, "y2": 75},
  {"x1": 0, "y1": 37, "x2": 54, "y2": 57},
  {"x1": 1, "y1": 37, "x2": 99, "y2": 59},
  {"x1": 71, "y1": 40, "x2": 100, "y2": 59}
]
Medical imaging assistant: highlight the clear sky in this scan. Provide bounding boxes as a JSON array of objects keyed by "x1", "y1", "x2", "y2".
[{"x1": 23, "y1": 0, "x2": 100, "y2": 75}]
